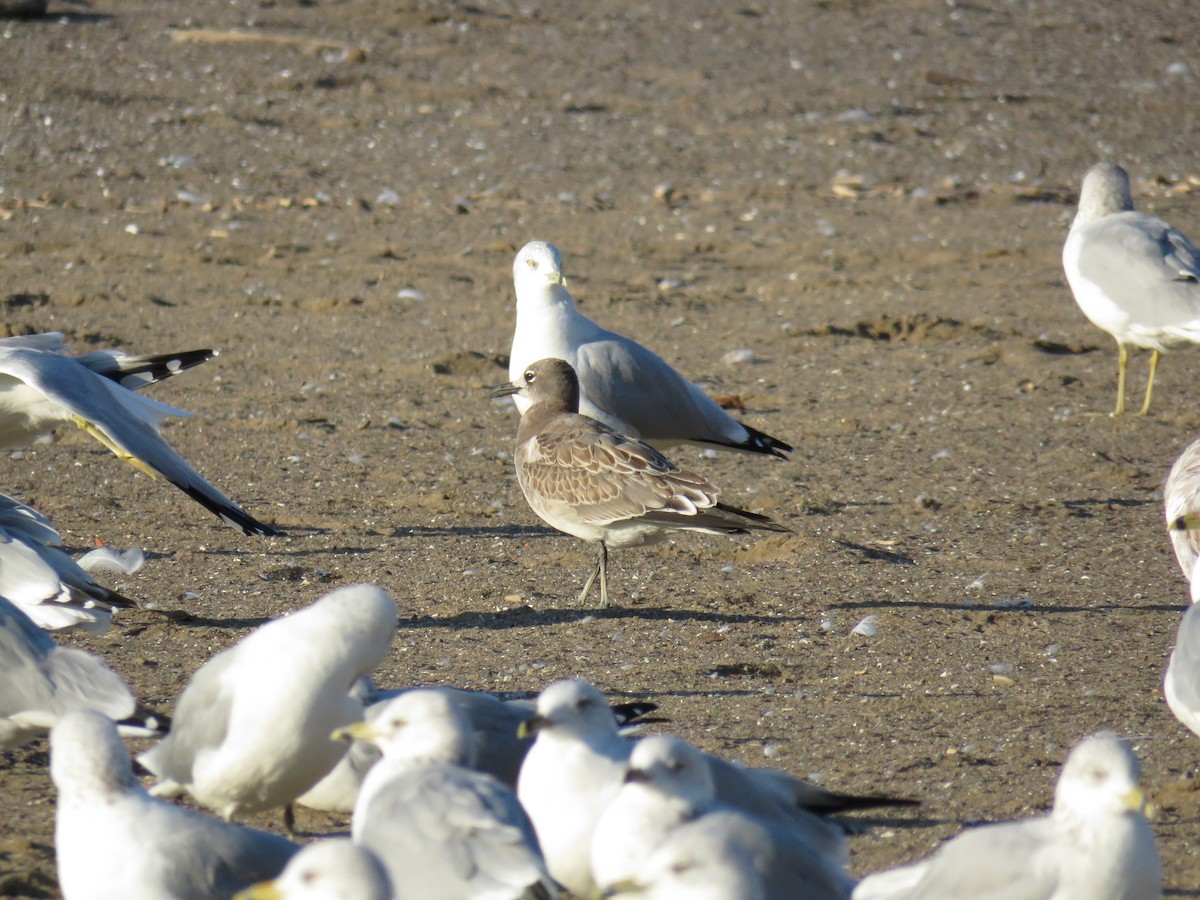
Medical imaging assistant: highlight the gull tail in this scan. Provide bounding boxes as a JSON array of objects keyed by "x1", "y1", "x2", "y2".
[
  {"x1": 81, "y1": 348, "x2": 218, "y2": 391},
  {"x1": 116, "y1": 703, "x2": 171, "y2": 740}
]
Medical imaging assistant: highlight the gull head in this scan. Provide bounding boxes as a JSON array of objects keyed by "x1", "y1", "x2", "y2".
[
  {"x1": 490, "y1": 357, "x2": 580, "y2": 414},
  {"x1": 513, "y1": 241, "x2": 566, "y2": 293},
  {"x1": 50, "y1": 710, "x2": 138, "y2": 798},
  {"x1": 1053, "y1": 733, "x2": 1145, "y2": 824},
  {"x1": 332, "y1": 690, "x2": 476, "y2": 767},
  {"x1": 1076, "y1": 161, "x2": 1135, "y2": 224},
  {"x1": 623, "y1": 735, "x2": 716, "y2": 812},
  {"x1": 519, "y1": 678, "x2": 619, "y2": 741},
  {"x1": 234, "y1": 840, "x2": 391, "y2": 900}
]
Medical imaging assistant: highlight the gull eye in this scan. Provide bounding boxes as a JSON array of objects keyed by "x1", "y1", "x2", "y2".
[
  {"x1": 526, "y1": 257, "x2": 537, "y2": 268},
  {"x1": 524, "y1": 369, "x2": 537, "y2": 383},
  {"x1": 300, "y1": 869, "x2": 317, "y2": 884}
]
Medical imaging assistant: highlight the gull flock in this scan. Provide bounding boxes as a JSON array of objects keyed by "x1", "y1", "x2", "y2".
[{"x1": 1, "y1": 160, "x2": 1196, "y2": 899}]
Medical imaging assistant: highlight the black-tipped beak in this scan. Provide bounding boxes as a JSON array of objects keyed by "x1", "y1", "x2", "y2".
[
  {"x1": 490, "y1": 380, "x2": 521, "y2": 399},
  {"x1": 517, "y1": 714, "x2": 549, "y2": 739},
  {"x1": 623, "y1": 767, "x2": 651, "y2": 785}
]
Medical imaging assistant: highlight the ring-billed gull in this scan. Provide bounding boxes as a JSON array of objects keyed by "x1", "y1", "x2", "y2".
[
  {"x1": 0, "y1": 332, "x2": 280, "y2": 535},
  {"x1": 1162, "y1": 439, "x2": 1200, "y2": 740},
  {"x1": 592, "y1": 735, "x2": 854, "y2": 899},
  {"x1": 52, "y1": 710, "x2": 298, "y2": 900},
  {"x1": 0, "y1": 492, "x2": 136, "y2": 633},
  {"x1": 138, "y1": 584, "x2": 398, "y2": 823},
  {"x1": 298, "y1": 678, "x2": 658, "y2": 812},
  {"x1": 234, "y1": 840, "x2": 391, "y2": 900},
  {"x1": 517, "y1": 679, "x2": 899, "y2": 898},
  {"x1": 508, "y1": 241, "x2": 792, "y2": 457},
  {"x1": 0, "y1": 594, "x2": 165, "y2": 748},
  {"x1": 337, "y1": 689, "x2": 557, "y2": 899},
  {"x1": 852, "y1": 733, "x2": 1161, "y2": 900},
  {"x1": 1063, "y1": 161, "x2": 1200, "y2": 416},
  {"x1": 492, "y1": 358, "x2": 789, "y2": 607},
  {"x1": 601, "y1": 825, "x2": 766, "y2": 900}
]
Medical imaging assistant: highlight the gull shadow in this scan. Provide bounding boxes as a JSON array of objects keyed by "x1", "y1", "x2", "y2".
[
  {"x1": 129, "y1": 609, "x2": 273, "y2": 630},
  {"x1": 835, "y1": 539, "x2": 916, "y2": 566},
  {"x1": 397, "y1": 604, "x2": 807, "y2": 631},
  {"x1": 829, "y1": 598, "x2": 1185, "y2": 614},
  {"x1": 392, "y1": 523, "x2": 558, "y2": 539}
]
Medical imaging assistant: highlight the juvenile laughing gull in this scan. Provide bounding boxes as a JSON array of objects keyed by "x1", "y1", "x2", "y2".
[
  {"x1": 0, "y1": 595, "x2": 166, "y2": 748},
  {"x1": 852, "y1": 734, "x2": 1160, "y2": 900},
  {"x1": 508, "y1": 241, "x2": 792, "y2": 458},
  {"x1": 138, "y1": 585, "x2": 398, "y2": 824},
  {"x1": 0, "y1": 332, "x2": 280, "y2": 535},
  {"x1": 336, "y1": 689, "x2": 556, "y2": 900},
  {"x1": 492, "y1": 358, "x2": 789, "y2": 608},
  {"x1": 1063, "y1": 162, "x2": 1200, "y2": 415},
  {"x1": 53, "y1": 710, "x2": 298, "y2": 900},
  {"x1": 0, "y1": 491, "x2": 137, "y2": 633}
]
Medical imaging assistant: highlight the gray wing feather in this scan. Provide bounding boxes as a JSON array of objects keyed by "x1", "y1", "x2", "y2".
[{"x1": 138, "y1": 650, "x2": 237, "y2": 782}]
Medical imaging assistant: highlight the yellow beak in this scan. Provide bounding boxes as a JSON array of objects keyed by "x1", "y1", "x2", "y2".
[
  {"x1": 330, "y1": 720, "x2": 377, "y2": 743},
  {"x1": 1123, "y1": 786, "x2": 1147, "y2": 813},
  {"x1": 233, "y1": 881, "x2": 282, "y2": 900}
]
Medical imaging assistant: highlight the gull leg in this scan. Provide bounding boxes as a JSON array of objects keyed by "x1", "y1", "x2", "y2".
[
  {"x1": 1137, "y1": 349, "x2": 1160, "y2": 416},
  {"x1": 71, "y1": 415, "x2": 159, "y2": 479},
  {"x1": 283, "y1": 803, "x2": 297, "y2": 838},
  {"x1": 576, "y1": 543, "x2": 609, "y2": 607},
  {"x1": 1113, "y1": 342, "x2": 1128, "y2": 416}
]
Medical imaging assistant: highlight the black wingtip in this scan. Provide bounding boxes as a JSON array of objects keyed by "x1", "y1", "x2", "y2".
[
  {"x1": 180, "y1": 485, "x2": 284, "y2": 537},
  {"x1": 611, "y1": 700, "x2": 659, "y2": 726},
  {"x1": 105, "y1": 348, "x2": 218, "y2": 390},
  {"x1": 818, "y1": 793, "x2": 922, "y2": 814},
  {"x1": 694, "y1": 423, "x2": 792, "y2": 460},
  {"x1": 117, "y1": 704, "x2": 171, "y2": 738}
]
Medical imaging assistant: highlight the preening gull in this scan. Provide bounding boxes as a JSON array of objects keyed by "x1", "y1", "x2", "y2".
[
  {"x1": 602, "y1": 824, "x2": 766, "y2": 900},
  {"x1": 508, "y1": 241, "x2": 791, "y2": 457},
  {"x1": 0, "y1": 332, "x2": 279, "y2": 534},
  {"x1": 0, "y1": 594, "x2": 165, "y2": 748},
  {"x1": 852, "y1": 733, "x2": 1161, "y2": 900},
  {"x1": 138, "y1": 584, "x2": 398, "y2": 821},
  {"x1": 52, "y1": 710, "x2": 298, "y2": 900},
  {"x1": 1063, "y1": 162, "x2": 1200, "y2": 415},
  {"x1": 492, "y1": 358, "x2": 788, "y2": 607}
]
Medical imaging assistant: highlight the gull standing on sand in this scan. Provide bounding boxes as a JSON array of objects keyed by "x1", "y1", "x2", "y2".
[
  {"x1": 338, "y1": 689, "x2": 557, "y2": 900},
  {"x1": 1063, "y1": 161, "x2": 1200, "y2": 415},
  {"x1": 53, "y1": 710, "x2": 299, "y2": 900},
  {"x1": 0, "y1": 492, "x2": 136, "y2": 633},
  {"x1": 517, "y1": 679, "x2": 900, "y2": 899},
  {"x1": 591, "y1": 736, "x2": 854, "y2": 899},
  {"x1": 0, "y1": 594, "x2": 165, "y2": 748},
  {"x1": 1162, "y1": 437, "x2": 1200, "y2": 740},
  {"x1": 508, "y1": 241, "x2": 792, "y2": 457},
  {"x1": 0, "y1": 332, "x2": 279, "y2": 534},
  {"x1": 492, "y1": 358, "x2": 789, "y2": 607},
  {"x1": 138, "y1": 585, "x2": 398, "y2": 824},
  {"x1": 852, "y1": 733, "x2": 1161, "y2": 900},
  {"x1": 235, "y1": 840, "x2": 391, "y2": 900}
]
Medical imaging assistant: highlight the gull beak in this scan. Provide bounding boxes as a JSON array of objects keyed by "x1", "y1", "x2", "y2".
[
  {"x1": 599, "y1": 877, "x2": 643, "y2": 897},
  {"x1": 547, "y1": 269, "x2": 565, "y2": 287},
  {"x1": 233, "y1": 881, "x2": 282, "y2": 900},
  {"x1": 490, "y1": 380, "x2": 522, "y2": 399},
  {"x1": 622, "y1": 767, "x2": 651, "y2": 785},
  {"x1": 517, "y1": 713, "x2": 549, "y2": 739},
  {"x1": 1171, "y1": 512, "x2": 1200, "y2": 531},
  {"x1": 1123, "y1": 786, "x2": 1148, "y2": 814},
  {"x1": 331, "y1": 720, "x2": 376, "y2": 743}
]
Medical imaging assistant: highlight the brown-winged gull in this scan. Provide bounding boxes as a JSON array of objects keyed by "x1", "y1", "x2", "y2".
[
  {"x1": 507, "y1": 241, "x2": 791, "y2": 457},
  {"x1": 52, "y1": 710, "x2": 298, "y2": 900},
  {"x1": 0, "y1": 331, "x2": 279, "y2": 534},
  {"x1": 492, "y1": 357, "x2": 789, "y2": 607},
  {"x1": 1063, "y1": 161, "x2": 1200, "y2": 415},
  {"x1": 0, "y1": 594, "x2": 165, "y2": 748},
  {"x1": 337, "y1": 688, "x2": 557, "y2": 900},
  {"x1": 138, "y1": 584, "x2": 397, "y2": 822},
  {"x1": 234, "y1": 840, "x2": 391, "y2": 900},
  {"x1": 852, "y1": 733, "x2": 1160, "y2": 900}
]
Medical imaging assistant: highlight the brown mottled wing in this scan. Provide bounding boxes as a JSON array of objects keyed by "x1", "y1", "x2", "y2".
[{"x1": 518, "y1": 414, "x2": 719, "y2": 527}]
